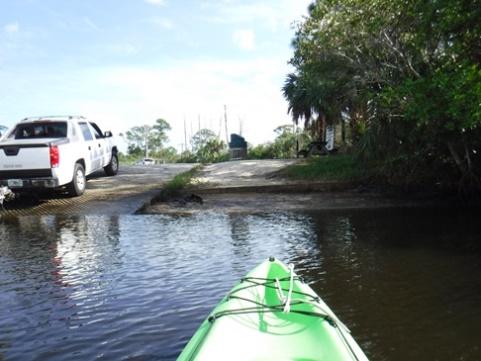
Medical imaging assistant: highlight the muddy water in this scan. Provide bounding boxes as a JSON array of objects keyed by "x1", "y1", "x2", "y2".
[{"x1": 0, "y1": 207, "x2": 480, "y2": 360}]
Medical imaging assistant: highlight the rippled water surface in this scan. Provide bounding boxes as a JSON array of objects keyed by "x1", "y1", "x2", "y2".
[{"x1": 1, "y1": 208, "x2": 480, "y2": 360}]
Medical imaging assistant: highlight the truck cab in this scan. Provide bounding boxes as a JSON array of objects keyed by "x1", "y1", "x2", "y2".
[{"x1": 0, "y1": 116, "x2": 119, "y2": 196}]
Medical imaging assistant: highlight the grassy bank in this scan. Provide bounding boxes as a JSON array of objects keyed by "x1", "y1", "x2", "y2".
[
  {"x1": 135, "y1": 167, "x2": 201, "y2": 214},
  {"x1": 161, "y1": 165, "x2": 201, "y2": 196},
  {"x1": 281, "y1": 155, "x2": 477, "y2": 205},
  {"x1": 275, "y1": 154, "x2": 357, "y2": 181}
]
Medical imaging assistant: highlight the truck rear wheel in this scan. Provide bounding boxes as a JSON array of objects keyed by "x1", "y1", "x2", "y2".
[{"x1": 67, "y1": 163, "x2": 86, "y2": 196}]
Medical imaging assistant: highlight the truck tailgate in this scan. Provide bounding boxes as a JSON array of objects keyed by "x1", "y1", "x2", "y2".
[{"x1": 0, "y1": 142, "x2": 52, "y2": 174}]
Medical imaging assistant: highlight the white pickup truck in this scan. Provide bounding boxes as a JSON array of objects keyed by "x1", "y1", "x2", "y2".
[{"x1": 0, "y1": 116, "x2": 119, "y2": 196}]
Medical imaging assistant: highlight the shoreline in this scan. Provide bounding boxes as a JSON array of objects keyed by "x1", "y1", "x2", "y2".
[{"x1": 142, "y1": 186, "x2": 466, "y2": 214}]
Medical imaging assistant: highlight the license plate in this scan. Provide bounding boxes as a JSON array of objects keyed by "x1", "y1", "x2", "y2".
[{"x1": 7, "y1": 179, "x2": 23, "y2": 187}]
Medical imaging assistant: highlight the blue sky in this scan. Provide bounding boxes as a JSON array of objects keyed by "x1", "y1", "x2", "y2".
[{"x1": 1, "y1": 0, "x2": 311, "y2": 152}]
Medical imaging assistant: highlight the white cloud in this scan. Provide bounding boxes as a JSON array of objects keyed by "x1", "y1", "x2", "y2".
[
  {"x1": 201, "y1": 2, "x2": 276, "y2": 29},
  {"x1": 233, "y1": 29, "x2": 255, "y2": 50},
  {"x1": 144, "y1": 0, "x2": 167, "y2": 6},
  {"x1": 201, "y1": 0, "x2": 312, "y2": 31},
  {"x1": 5, "y1": 22, "x2": 19, "y2": 34}
]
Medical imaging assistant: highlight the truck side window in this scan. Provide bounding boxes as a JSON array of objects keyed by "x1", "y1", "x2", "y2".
[
  {"x1": 79, "y1": 122, "x2": 94, "y2": 141},
  {"x1": 89, "y1": 123, "x2": 102, "y2": 139}
]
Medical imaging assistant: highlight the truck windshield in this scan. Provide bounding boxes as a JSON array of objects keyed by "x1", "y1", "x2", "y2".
[{"x1": 14, "y1": 122, "x2": 67, "y2": 139}]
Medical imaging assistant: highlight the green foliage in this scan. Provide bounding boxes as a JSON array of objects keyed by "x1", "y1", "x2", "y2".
[
  {"x1": 177, "y1": 151, "x2": 198, "y2": 163},
  {"x1": 191, "y1": 129, "x2": 218, "y2": 151},
  {"x1": 118, "y1": 152, "x2": 138, "y2": 165},
  {"x1": 248, "y1": 144, "x2": 277, "y2": 160},
  {"x1": 126, "y1": 145, "x2": 144, "y2": 158},
  {"x1": 404, "y1": 63, "x2": 481, "y2": 134},
  {"x1": 156, "y1": 146, "x2": 179, "y2": 163},
  {"x1": 161, "y1": 166, "x2": 201, "y2": 199},
  {"x1": 150, "y1": 118, "x2": 172, "y2": 153},
  {"x1": 285, "y1": 0, "x2": 481, "y2": 191},
  {"x1": 278, "y1": 154, "x2": 357, "y2": 181},
  {"x1": 123, "y1": 118, "x2": 171, "y2": 158},
  {"x1": 177, "y1": 134, "x2": 229, "y2": 164},
  {"x1": 248, "y1": 125, "x2": 313, "y2": 160},
  {"x1": 196, "y1": 139, "x2": 229, "y2": 163}
]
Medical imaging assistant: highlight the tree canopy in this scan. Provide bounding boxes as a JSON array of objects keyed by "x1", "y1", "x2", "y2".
[
  {"x1": 124, "y1": 118, "x2": 172, "y2": 158},
  {"x1": 284, "y1": 0, "x2": 481, "y2": 191},
  {"x1": 190, "y1": 129, "x2": 219, "y2": 151}
]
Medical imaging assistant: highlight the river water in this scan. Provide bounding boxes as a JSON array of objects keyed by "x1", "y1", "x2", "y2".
[{"x1": 1, "y1": 207, "x2": 480, "y2": 360}]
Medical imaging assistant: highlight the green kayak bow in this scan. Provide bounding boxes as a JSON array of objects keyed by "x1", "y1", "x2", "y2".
[{"x1": 178, "y1": 257, "x2": 369, "y2": 361}]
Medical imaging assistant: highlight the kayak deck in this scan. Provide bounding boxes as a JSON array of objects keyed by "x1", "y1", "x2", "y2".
[{"x1": 178, "y1": 257, "x2": 369, "y2": 361}]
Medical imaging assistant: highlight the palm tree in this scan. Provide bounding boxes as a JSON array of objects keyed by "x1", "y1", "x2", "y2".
[
  {"x1": 282, "y1": 73, "x2": 313, "y2": 129},
  {"x1": 282, "y1": 71, "x2": 339, "y2": 143}
]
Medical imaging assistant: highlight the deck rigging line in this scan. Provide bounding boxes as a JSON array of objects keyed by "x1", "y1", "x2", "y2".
[{"x1": 186, "y1": 270, "x2": 362, "y2": 361}]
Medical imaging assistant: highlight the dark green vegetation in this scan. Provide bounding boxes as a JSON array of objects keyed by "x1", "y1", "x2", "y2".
[
  {"x1": 276, "y1": 155, "x2": 356, "y2": 182},
  {"x1": 248, "y1": 125, "x2": 313, "y2": 160},
  {"x1": 283, "y1": 0, "x2": 481, "y2": 195},
  {"x1": 176, "y1": 129, "x2": 230, "y2": 164},
  {"x1": 162, "y1": 166, "x2": 201, "y2": 195},
  {"x1": 120, "y1": 118, "x2": 179, "y2": 163},
  {"x1": 148, "y1": 166, "x2": 202, "y2": 203}
]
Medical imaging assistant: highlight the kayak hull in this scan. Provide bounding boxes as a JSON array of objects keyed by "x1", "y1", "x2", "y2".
[{"x1": 177, "y1": 257, "x2": 369, "y2": 361}]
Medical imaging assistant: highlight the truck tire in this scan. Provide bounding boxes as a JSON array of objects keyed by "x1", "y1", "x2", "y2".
[
  {"x1": 67, "y1": 163, "x2": 86, "y2": 197},
  {"x1": 104, "y1": 153, "x2": 119, "y2": 176}
]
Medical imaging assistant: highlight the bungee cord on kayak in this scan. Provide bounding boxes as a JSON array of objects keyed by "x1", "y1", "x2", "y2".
[
  {"x1": 208, "y1": 298, "x2": 337, "y2": 326},
  {"x1": 211, "y1": 270, "x2": 344, "y2": 330},
  {"x1": 276, "y1": 262, "x2": 295, "y2": 313},
  {"x1": 178, "y1": 258, "x2": 369, "y2": 361}
]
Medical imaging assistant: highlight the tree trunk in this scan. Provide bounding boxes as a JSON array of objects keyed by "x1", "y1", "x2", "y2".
[{"x1": 447, "y1": 141, "x2": 466, "y2": 175}]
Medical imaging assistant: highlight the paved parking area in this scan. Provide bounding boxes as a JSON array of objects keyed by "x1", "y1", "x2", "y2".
[
  {"x1": 194, "y1": 159, "x2": 298, "y2": 188},
  {"x1": 0, "y1": 164, "x2": 196, "y2": 216}
]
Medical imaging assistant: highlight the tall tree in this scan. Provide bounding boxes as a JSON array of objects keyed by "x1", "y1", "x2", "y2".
[
  {"x1": 191, "y1": 129, "x2": 218, "y2": 151},
  {"x1": 285, "y1": 0, "x2": 481, "y2": 189},
  {"x1": 124, "y1": 119, "x2": 172, "y2": 158},
  {"x1": 150, "y1": 118, "x2": 172, "y2": 153},
  {"x1": 125, "y1": 125, "x2": 152, "y2": 157}
]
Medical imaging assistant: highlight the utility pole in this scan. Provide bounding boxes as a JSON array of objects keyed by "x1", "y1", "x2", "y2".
[
  {"x1": 218, "y1": 116, "x2": 222, "y2": 138},
  {"x1": 183, "y1": 115, "x2": 188, "y2": 152},
  {"x1": 224, "y1": 105, "x2": 229, "y2": 144},
  {"x1": 198, "y1": 114, "x2": 201, "y2": 150},
  {"x1": 190, "y1": 119, "x2": 193, "y2": 151},
  {"x1": 144, "y1": 126, "x2": 150, "y2": 158},
  {"x1": 238, "y1": 115, "x2": 244, "y2": 136}
]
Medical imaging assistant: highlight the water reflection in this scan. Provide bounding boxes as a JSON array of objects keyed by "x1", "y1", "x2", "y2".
[
  {"x1": 228, "y1": 214, "x2": 252, "y2": 265},
  {"x1": 0, "y1": 215, "x2": 124, "y2": 359},
  {"x1": 0, "y1": 208, "x2": 480, "y2": 360},
  {"x1": 307, "y1": 208, "x2": 481, "y2": 360}
]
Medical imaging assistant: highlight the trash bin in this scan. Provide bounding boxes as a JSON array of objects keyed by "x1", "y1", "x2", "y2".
[{"x1": 228, "y1": 133, "x2": 247, "y2": 160}]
